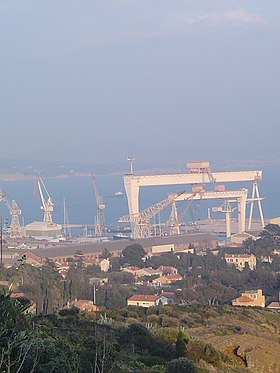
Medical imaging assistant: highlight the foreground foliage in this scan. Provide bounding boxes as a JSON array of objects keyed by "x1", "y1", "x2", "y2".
[{"x1": 3, "y1": 291, "x2": 279, "y2": 372}]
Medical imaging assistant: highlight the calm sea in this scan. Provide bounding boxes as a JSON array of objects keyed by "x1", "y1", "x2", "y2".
[{"x1": 0, "y1": 165, "x2": 280, "y2": 227}]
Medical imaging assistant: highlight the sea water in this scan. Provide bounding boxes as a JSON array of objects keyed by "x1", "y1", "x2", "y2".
[{"x1": 0, "y1": 165, "x2": 279, "y2": 227}]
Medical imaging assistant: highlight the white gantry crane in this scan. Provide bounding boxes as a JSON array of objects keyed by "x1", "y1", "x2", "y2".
[
  {"x1": 92, "y1": 175, "x2": 107, "y2": 237},
  {"x1": 0, "y1": 190, "x2": 22, "y2": 238},
  {"x1": 37, "y1": 177, "x2": 54, "y2": 223},
  {"x1": 119, "y1": 191, "x2": 185, "y2": 238}
]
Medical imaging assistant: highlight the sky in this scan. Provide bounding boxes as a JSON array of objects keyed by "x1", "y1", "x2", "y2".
[{"x1": 0, "y1": 0, "x2": 280, "y2": 166}]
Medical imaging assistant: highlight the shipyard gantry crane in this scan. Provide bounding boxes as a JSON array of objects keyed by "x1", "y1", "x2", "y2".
[
  {"x1": 92, "y1": 175, "x2": 107, "y2": 237},
  {"x1": 119, "y1": 191, "x2": 185, "y2": 238},
  {"x1": 0, "y1": 190, "x2": 22, "y2": 238},
  {"x1": 37, "y1": 177, "x2": 54, "y2": 223}
]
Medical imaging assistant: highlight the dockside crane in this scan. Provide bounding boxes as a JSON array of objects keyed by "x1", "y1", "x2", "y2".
[
  {"x1": 0, "y1": 190, "x2": 22, "y2": 238},
  {"x1": 119, "y1": 191, "x2": 185, "y2": 238},
  {"x1": 92, "y1": 175, "x2": 106, "y2": 237},
  {"x1": 37, "y1": 177, "x2": 54, "y2": 223}
]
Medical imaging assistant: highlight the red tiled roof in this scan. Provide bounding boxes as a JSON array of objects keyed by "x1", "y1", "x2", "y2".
[
  {"x1": 232, "y1": 295, "x2": 252, "y2": 303},
  {"x1": 128, "y1": 294, "x2": 160, "y2": 302},
  {"x1": 122, "y1": 266, "x2": 141, "y2": 271},
  {"x1": 165, "y1": 274, "x2": 182, "y2": 280},
  {"x1": 157, "y1": 265, "x2": 176, "y2": 271},
  {"x1": 161, "y1": 292, "x2": 175, "y2": 298},
  {"x1": 267, "y1": 302, "x2": 280, "y2": 309}
]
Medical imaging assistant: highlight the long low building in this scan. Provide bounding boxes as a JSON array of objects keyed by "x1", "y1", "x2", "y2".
[{"x1": 3, "y1": 232, "x2": 217, "y2": 264}]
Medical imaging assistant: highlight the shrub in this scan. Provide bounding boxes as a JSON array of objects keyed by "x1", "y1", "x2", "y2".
[{"x1": 165, "y1": 357, "x2": 198, "y2": 373}]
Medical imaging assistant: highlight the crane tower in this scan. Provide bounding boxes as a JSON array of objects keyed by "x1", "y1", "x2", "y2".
[
  {"x1": 0, "y1": 190, "x2": 22, "y2": 238},
  {"x1": 37, "y1": 177, "x2": 54, "y2": 223},
  {"x1": 92, "y1": 175, "x2": 107, "y2": 237}
]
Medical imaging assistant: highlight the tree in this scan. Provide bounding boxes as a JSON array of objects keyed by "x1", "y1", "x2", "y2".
[
  {"x1": 0, "y1": 292, "x2": 33, "y2": 373},
  {"x1": 120, "y1": 244, "x2": 146, "y2": 268},
  {"x1": 99, "y1": 248, "x2": 112, "y2": 259},
  {"x1": 165, "y1": 357, "x2": 198, "y2": 373},
  {"x1": 175, "y1": 330, "x2": 187, "y2": 357}
]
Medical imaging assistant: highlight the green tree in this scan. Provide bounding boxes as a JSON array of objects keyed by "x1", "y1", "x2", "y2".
[
  {"x1": 120, "y1": 244, "x2": 146, "y2": 268},
  {"x1": 0, "y1": 292, "x2": 33, "y2": 373},
  {"x1": 176, "y1": 330, "x2": 187, "y2": 357}
]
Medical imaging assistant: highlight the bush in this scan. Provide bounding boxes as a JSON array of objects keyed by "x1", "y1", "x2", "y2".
[
  {"x1": 203, "y1": 343, "x2": 221, "y2": 365},
  {"x1": 165, "y1": 357, "x2": 198, "y2": 373},
  {"x1": 160, "y1": 316, "x2": 180, "y2": 328},
  {"x1": 59, "y1": 306, "x2": 79, "y2": 317},
  {"x1": 185, "y1": 339, "x2": 205, "y2": 362}
]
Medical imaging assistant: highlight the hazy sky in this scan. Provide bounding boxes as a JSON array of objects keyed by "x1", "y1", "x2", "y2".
[{"x1": 1, "y1": 1, "x2": 279, "y2": 165}]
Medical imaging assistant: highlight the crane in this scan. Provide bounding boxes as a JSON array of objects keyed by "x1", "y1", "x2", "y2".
[
  {"x1": 119, "y1": 191, "x2": 185, "y2": 238},
  {"x1": 166, "y1": 201, "x2": 180, "y2": 235},
  {"x1": 212, "y1": 200, "x2": 236, "y2": 241},
  {"x1": 92, "y1": 175, "x2": 106, "y2": 237},
  {"x1": 37, "y1": 177, "x2": 54, "y2": 223},
  {"x1": 0, "y1": 190, "x2": 22, "y2": 238}
]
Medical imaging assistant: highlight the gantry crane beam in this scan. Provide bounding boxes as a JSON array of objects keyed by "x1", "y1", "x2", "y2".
[
  {"x1": 174, "y1": 189, "x2": 248, "y2": 234},
  {"x1": 124, "y1": 170, "x2": 262, "y2": 219}
]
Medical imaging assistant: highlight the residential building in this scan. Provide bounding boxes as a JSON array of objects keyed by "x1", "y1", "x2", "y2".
[
  {"x1": 122, "y1": 266, "x2": 160, "y2": 279},
  {"x1": 266, "y1": 302, "x2": 280, "y2": 312},
  {"x1": 225, "y1": 253, "x2": 256, "y2": 270},
  {"x1": 156, "y1": 265, "x2": 178, "y2": 276},
  {"x1": 232, "y1": 289, "x2": 265, "y2": 308},
  {"x1": 127, "y1": 292, "x2": 176, "y2": 307},
  {"x1": 83, "y1": 258, "x2": 110, "y2": 272},
  {"x1": 266, "y1": 292, "x2": 280, "y2": 312},
  {"x1": 160, "y1": 292, "x2": 176, "y2": 305},
  {"x1": 69, "y1": 299, "x2": 101, "y2": 312},
  {"x1": 152, "y1": 274, "x2": 183, "y2": 287},
  {"x1": 21, "y1": 251, "x2": 44, "y2": 267},
  {"x1": 127, "y1": 294, "x2": 161, "y2": 307}
]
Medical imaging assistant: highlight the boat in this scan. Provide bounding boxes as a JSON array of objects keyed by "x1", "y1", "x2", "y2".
[
  {"x1": 114, "y1": 191, "x2": 123, "y2": 197},
  {"x1": 113, "y1": 232, "x2": 129, "y2": 240}
]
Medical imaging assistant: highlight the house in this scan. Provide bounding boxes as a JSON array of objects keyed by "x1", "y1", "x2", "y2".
[
  {"x1": 152, "y1": 274, "x2": 183, "y2": 287},
  {"x1": 21, "y1": 251, "x2": 44, "y2": 267},
  {"x1": 122, "y1": 266, "x2": 141, "y2": 276},
  {"x1": 69, "y1": 299, "x2": 101, "y2": 312},
  {"x1": 225, "y1": 253, "x2": 256, "y2": 271},
  {"x1": 84, "y1": 258, "x2": 110, "y2": 272},
  {"x1": 127, "y1": 294, "x2": 161, "y2": 307},
  {"x1": 266, "y1": 302, "x2": 280, "y2": 312},
  {"x1": 232, "y1": 289, "x2": 265, "y2": 308},
  {"x1": 266, "y1": 292, "x2": 280, "y2": 312},
  {"x1": 160, "y1": 292, "x2": 176, "y2": 305},
  {"x1": 127, "y1": 292, "x2": 176, "y2": 307},
  {"x1": 122, "y1": 266, "x2": 160, "y2": 279},
  {"x1": 156, "y1": 265, "x2": 178, "y2": 276}
]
